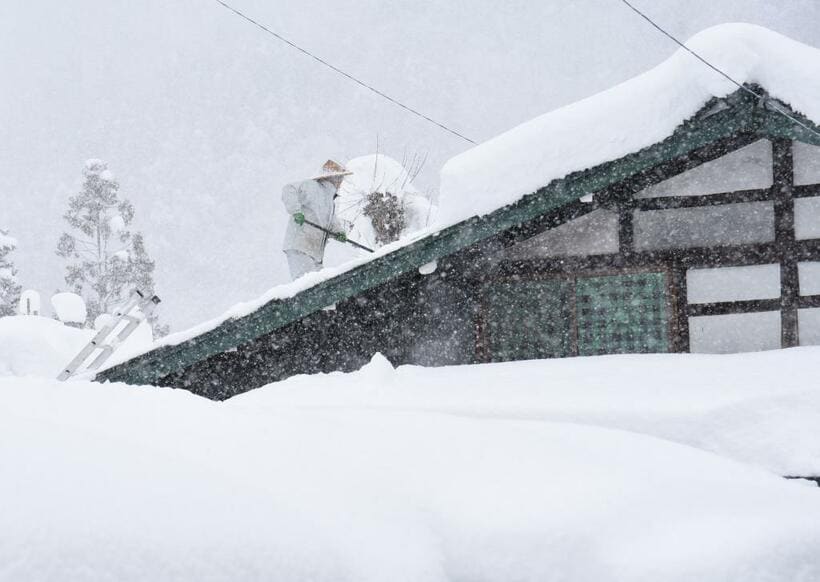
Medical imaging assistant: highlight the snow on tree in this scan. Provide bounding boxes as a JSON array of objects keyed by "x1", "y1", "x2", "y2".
[
  {"x1": 56, "y1": 159, "x2": 168, "y2": 336},
  {"x1": 0, "y1": 229, "x2": 22, "y2": 317}
]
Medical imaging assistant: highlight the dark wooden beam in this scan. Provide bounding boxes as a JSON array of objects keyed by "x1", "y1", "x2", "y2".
[
  {"x1": 618, "y1": 203, "x2": 634, "y2": 255},
  {"x1": 772, "y1": 138, "x2": 799, "y2": 347},
  {"x1": 793, "y1": 184, "x2": 820, "y2": 199},
  {"x1": 687, "y1": 298, "x2": 781, "y2": 317},
  {"x1": 798, "y1": 294, "x2": 820, "y2": 309},
  {"x1": 670, "y1": 261, "x2": 690, "y2": 352},
  {"x1": 633, "y1": 188, "x2": 772, "y2": 211},
  {"x1": 497, "y1": 243, "x2": 776, "y2": 276}
]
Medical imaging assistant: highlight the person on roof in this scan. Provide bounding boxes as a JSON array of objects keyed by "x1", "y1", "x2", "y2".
[{"x1": 281, "y1": 160, "x2": 350, "y2": 280}]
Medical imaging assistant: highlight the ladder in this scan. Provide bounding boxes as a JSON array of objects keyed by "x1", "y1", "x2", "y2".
[{"x1": 57, "y1": 290, "x2": 161, "y2": 381}]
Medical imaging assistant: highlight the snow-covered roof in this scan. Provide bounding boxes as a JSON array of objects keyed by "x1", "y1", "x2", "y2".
[
  {"x1": 101, "y1": 24, "x2": 820, "y2": 384},
  {"x1": 439, "y1": 23, "x2": 820, "y2": 225}
]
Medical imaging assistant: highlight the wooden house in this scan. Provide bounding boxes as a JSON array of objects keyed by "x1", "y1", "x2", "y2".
[{"x1": 100, "y1": 27, "x2": 820, "y2": 399}]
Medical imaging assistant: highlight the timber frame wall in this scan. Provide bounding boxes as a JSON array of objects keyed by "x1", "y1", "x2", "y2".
[{"x1": 475, "y1": 135, "x2": 820, "y2": 355}]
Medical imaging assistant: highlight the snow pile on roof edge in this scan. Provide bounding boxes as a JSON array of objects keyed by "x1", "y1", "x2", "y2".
[{"x1": 439, "y1": 23, "x2": 820, "y2": 225}]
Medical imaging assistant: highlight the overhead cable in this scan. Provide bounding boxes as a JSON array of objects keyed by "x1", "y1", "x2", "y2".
[
  {"x1": 617, "y1": 0, "x2": 820, "y2": 141},
  {"x1": 212, "y1": 0, "x2": 477, "y2": 144}
]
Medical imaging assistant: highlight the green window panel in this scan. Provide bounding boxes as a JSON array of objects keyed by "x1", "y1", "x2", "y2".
[
  {"x1": 575, "y1": 272, "x2": 669, "y2": 356},
  {"x1": 484, "y1": 280, "x2": 574, "y2": 362}
]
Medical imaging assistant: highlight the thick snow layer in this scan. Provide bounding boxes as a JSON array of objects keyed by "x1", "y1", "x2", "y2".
[
  {"x1": 50, "y1": 292, "x2": 87, "y2": 324},
  {"x1": 236, "y1": 349, "x2": 820, "y2": 477},
  {"x1": 439, "y1": 24, "x2": 820, "y2": 225},
  {"x1": 2, "y1": 374, "x2": 820, "y2": 581},
  {"x1": 0, "y1": 315, "x2": 153, "y2": 378}
]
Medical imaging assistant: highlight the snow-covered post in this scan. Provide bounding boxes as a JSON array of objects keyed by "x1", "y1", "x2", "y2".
[{"x1": 17, "y1": 289, "x2": 40, "y2": 316}]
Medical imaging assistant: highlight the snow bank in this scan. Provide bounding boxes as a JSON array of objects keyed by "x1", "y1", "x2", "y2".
[
  {"x1": 439, "y1": 23, "x2": 820, "y2": 225},
  {"x1": 2, "y1": 375, "x2": 820, "y2": 581},
  {"x1": 0, "y1": 316, "x2": 92, "y2": 377},
  {"x1": 0, "y1": 315, "x2": 153, "y2": 379},
  {"x1": 236, "y1": 348, "x2": 820, "y2": 477}
]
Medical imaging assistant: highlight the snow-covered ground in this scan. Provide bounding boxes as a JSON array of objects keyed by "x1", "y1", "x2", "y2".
[
  {"x1": 0, "y1": 315, "x2": 154, "y2": 379},
  {"x1": 2, "y1": 317, "x2": 820, "y2": 580},
  {"x1": 2, "y1": 374, "x2": 820, "y2": 581},
  {"x1": 241, "y1": 350, "x2": 820, "y2": 477},
  {"x1": 0, "y1": 316, "x2": 92, "y2": 377}
]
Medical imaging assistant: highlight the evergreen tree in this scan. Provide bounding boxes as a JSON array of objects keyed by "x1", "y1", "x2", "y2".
[
  {"x1": 56, "y1": 159, "x2": 167, "y2": 336},
  {"x1": 0, "y1": 229, "x2": 22, "y2": 317}
]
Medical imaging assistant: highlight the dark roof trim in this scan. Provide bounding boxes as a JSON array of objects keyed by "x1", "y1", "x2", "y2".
[{"x1": 99, "y1": 88, "x2": 820, "y2": 385}]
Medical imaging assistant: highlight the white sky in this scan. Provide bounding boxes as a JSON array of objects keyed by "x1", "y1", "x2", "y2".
[{"x1": 1, "y1": 0, "x2": 818, "y2": 330}]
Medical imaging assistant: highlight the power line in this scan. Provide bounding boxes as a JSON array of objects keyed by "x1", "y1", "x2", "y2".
[
  {"x1": 211, "y1": 0, "x2": 476, "y2": 144},
  {"x1": 617, "y1": 0, "x2": 820, "y2": 142}
]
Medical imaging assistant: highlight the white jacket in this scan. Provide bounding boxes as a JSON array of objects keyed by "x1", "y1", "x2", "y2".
[{"x1": 281, "y1": 178, "x2": 342, "y2": 262}]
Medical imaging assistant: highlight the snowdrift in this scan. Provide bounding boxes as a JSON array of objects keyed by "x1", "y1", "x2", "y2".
[
  {"x1": 237, "y1": 349, "x2": 820, "y2": 478},
  {"x1": 0, "y1": 316, "x2": 92, "y2": 377},
  {"x1": 0, "y1": 315, "x2": 153, "y2": 379},
  {"x1": 3, "y1": 347, "x2": 820, "y2": 580}
]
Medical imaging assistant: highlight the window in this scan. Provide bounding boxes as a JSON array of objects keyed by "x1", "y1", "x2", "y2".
[
  {"x1": 575, "y1": 273, "x2": 669, "y2": 355},
  {"x1": 483, "y1": 280, "x2": 574, "y2": 361},
  {"x1": 687, "y1": 264, "x2": 780, "y2": 304},
  {"x1": 482, "y1": 272, "x2": 671, "y2": 361},
  {"x1": 635, "y1": 139, "x2": 772, "y2": 198},
  {"x1": 689, "y1": 311, "x2": 781, "y2": 354},
  {"x1": 633, "y1": 202, "x2": 775, "y2": 250}
]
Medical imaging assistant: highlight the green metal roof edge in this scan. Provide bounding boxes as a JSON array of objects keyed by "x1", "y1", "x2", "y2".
[{"x1": 99, "y1": 90, "x2": 819, "y2": 386}]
